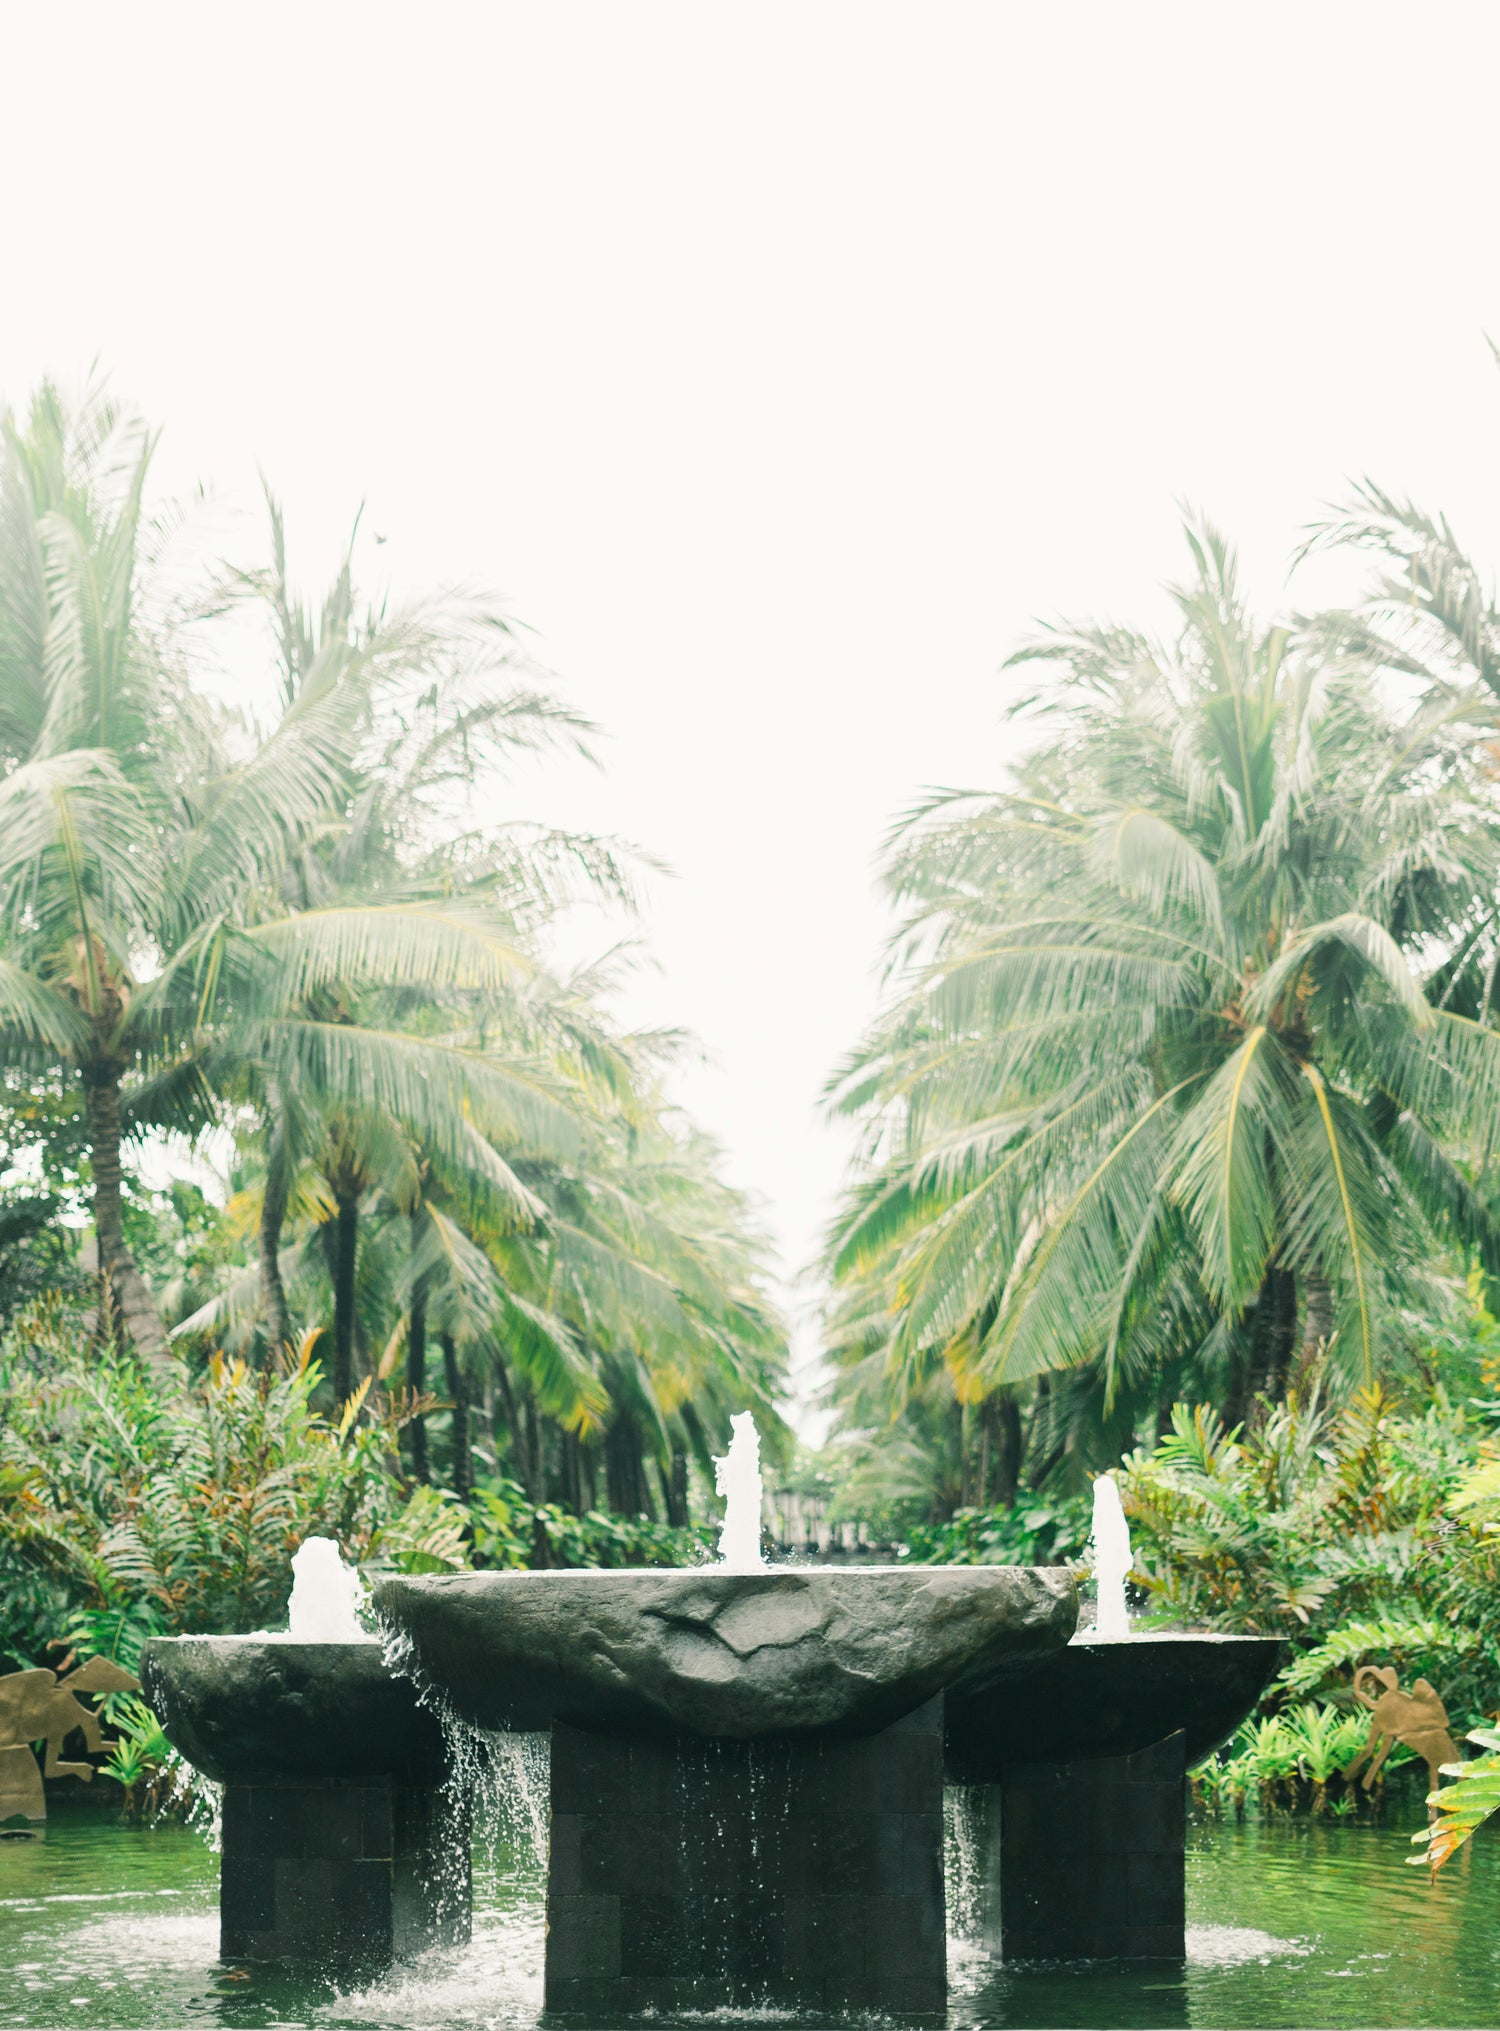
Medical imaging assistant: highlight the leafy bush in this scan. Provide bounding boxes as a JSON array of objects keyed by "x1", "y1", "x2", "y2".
[
  {"x1": 1117, "y1": 1387, "x2": 1500, "y2": 1717},
  {"x1": 1192, "y1": 1702, "x2": 1402, "y2": 1820},
  {"x1": 98, "y1": 1695, "x2": 179, "y2": 1823},
  {"x1": 899, "y1": 1497, "x2": 1090, "y2": 1568},
  {"x1": 0, "y1": 1308, "x2": 438, "y2": 1666},
  {"x1": 468, "y1": 1480, "x2": 712, "y2": 1569}
]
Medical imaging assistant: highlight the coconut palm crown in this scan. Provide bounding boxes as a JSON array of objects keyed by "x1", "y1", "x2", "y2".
[{"x1": 826, "y1": 520, "x2": 1500, "y2": 1428}]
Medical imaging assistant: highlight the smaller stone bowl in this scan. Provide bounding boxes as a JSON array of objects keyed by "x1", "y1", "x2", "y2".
[
  {"x1": 141, "y1": 1637, "x2": 448, "y2": 1786},
  {"x1": 943, "y1": 1631, "x2": 1285, "y2": 1781}
]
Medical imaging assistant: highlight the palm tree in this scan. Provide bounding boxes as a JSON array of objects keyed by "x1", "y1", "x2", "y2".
[
  {"x1": 214, "y1": 494, "x2": 642, "y2": 1393},
  {"x1": 0, "y1": 384, "x2": 370, "y2": 1362},
  {"x1": 0, "y1": 385, "x2": 597, "y2": 1381},
  {"x1": 825, "y1": 519, "x2": 1500, "y2": 1482}
]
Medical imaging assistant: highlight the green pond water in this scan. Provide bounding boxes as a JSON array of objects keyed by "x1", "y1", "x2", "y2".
[{"x1": 1, "y1": 1803, "x2": 1495, "y2": 2029}]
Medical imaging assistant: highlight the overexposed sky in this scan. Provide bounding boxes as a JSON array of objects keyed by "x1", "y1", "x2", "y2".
[{"x1": 6, "y1": 3, "x2": 1500, "y2": 1399}]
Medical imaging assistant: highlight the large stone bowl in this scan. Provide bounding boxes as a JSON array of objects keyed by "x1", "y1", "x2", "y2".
[
  {"x1": 140, "y1": 1637, "x2": 448, "y2": 1785},
  {"x1": 375, "y1": 1565, "x2": 1078, "y2": 1741},
  {"x1": 943, "y1": 1631, "x2": 1285, "y2": 1780}
]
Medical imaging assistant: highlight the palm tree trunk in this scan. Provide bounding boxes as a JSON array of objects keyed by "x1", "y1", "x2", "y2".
[
  {"x1": 605, "y1": 1419, "x2": 656, "y2": 1518},
  {"x1": 332, "y1": 1191, "x2": 359, "y2": 1402},
  {"x1": 664, "y1": 1444, "x2": 690, "y2": 1527},
  {"x1": 995, "y1": 1394, "x2": 1023, "y2": 1509},
  {"x1": 441, "y1": 1333, "x2": 472, "y2": 1499},
  {"x1": 494, "y1": 1363, "x2": 541, "y2": 1498},
  {"x1": 1300, "y1": 1267, "x2": 1334, "y2": 1376},
  {"x1": 82, "y1": 1063, "x2": 168, "y2": 1370},
  {"x1": 1261, "y1": 1263, "x2": 1299, "y2": 1399},
  {"x1": 257, "y1": 1093, "x2": 292, "y2": 1360},
  {"x1": 1025, "y1": 1377, "x2": 1064, "y2": 1492},
  {"x1": 406, "y1": 1239, "x2": 429, "y2": 1484}
]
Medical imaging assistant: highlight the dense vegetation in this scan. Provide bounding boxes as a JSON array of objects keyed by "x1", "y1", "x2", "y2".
[
  {"x1": 0, "y1": 380, "x2": 783, "y2": 1669},
  {"x1": 816, "y1": 492, "x2": 1500, "y2": 1851},
  {"x1": 12, "y1": 373, "x2": 1500, "y2": 1853},
  {"x1": 823, "y1": 506, "x2": 1500, "y2": 1516}
]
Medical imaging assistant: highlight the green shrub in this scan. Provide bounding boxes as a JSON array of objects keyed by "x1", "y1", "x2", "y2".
[
  {"x1": 0, "y1": 1310, "x2": 420, "y2": 1663},
  {"x1": 468, "y1": 1479, "x2": 712, "y2": 1569},
  {"x1": 1191, "y1": 1701, "x2": 1405, "y2": 1820},
  {"x1": 900, "y1": 1496, "x2": 1090, "y2": 1568}
]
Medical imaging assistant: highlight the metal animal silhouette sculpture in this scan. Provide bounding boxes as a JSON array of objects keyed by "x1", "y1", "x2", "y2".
[
  {"x1": 1343, "y1": 1663, "x2": 1461, "y2": 1805},
  {"x1": 0, "y1": 1656, "x2": 139, "y2": 1823}
]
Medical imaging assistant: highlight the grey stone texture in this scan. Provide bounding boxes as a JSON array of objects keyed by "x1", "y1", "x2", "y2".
[
  {"x1": 375, "y1": 1564, "x2": 1076, "y2": 1740},
  {"x1": 994, "y1": 1732, "x2": 1189, "y2": 1959},
  {"x1": 219, "y1": 1775, "x2": 470, "y2": 1972},
  {"x1": 141, "y1": 1638, "x2": 447, "y2": 1785},
  {"x1": 945, "y1": 1632, "x2": 1283, "y2": 1778},
  {"x1": 142, "y1": 1636, "x2": 464, "y2": 1971},
  {"x1": 544, "y1": 1697, "x2": 948, "y2": 2015}
]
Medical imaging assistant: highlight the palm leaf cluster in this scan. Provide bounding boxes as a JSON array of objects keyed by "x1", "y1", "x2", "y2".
[{"x1": 824, "y1": 517, "x2": 1500, "y2": 1496}]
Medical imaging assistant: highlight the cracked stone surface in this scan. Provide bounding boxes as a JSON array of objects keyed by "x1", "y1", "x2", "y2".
[
  {"x1": 374, "y1": 1566, "x2": 1077, "y2": 1739},
  {"x1": 141, "y1": 1638, "x2": 448, "y2": 1784}
]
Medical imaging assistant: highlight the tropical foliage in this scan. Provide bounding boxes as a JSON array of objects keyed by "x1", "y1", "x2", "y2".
[
  {"x1": 0, "y1": 1302, "x2": 442, "y2": 1667},
  {"x1": 1192, "y1": 1700, "x2": 1397, "y2": 1821},
  {"x1": 823, "y1": 511, "x2": 1500, "y2": 1513},
  {"x1": 0, "y1": 375, "x2": 787, "y2": 1668}
]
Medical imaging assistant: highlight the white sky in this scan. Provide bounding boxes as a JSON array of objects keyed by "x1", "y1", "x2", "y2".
[{"x1": 6, "y1": 3, "x2": 1500, "y2": 1409}]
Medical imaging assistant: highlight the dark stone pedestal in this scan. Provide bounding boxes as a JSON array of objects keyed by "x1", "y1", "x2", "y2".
[
  {"x1": 991, "y1": 1733, "x2": 1186, "y2": 1959},
  {"x1": 220, "y1": 1777, "x2": 470, "y2": 1972},
  {"x1": 545, "y1": 1698, "x2": 946, "y2": 2017}
]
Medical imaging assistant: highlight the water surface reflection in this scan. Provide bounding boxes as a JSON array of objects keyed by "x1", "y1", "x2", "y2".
[{"x1": 2, "y1": 1806, "x2": 1497, "y2": 2027}]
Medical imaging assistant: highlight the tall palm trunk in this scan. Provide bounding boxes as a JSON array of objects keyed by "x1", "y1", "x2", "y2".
[
  {"x1": 494, "y1": 1361, "x2": 541, "y2": 1499},
  {"x1": 441, "y1": 1333, "x2": 472, "y2": 1499},
  {"x1": 1252, "y1": 1261, "x2": 1297, "y2": 1401},
  {"x1": 662, "y1": 1445, "x2": 690, "y2": 1527},
  {"x1": 82, "y1": 1060, "x2": 168, "y2": 1368},
  {"x1": 1300, "y1": 1267, "x2": 1335, "y2": 1378},
  {"x1": 406, "y1": 1223, "x2": 429, "y2": 1483},
  {"x1": 257, "y1": 1088, "x2": 292, "y2": 1359},
  {"x1": 993, "y1": 1394, "x2": 1023, "y2": 1509},
  {"x1": 332, "y1": 1190, "x2": 359, "y2": 1402},
  {"x1": 605, "y1": 1419, "x2": 656, "y2": 1519}
]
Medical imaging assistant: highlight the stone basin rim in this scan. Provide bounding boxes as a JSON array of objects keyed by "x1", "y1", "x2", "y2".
[
  {"x1": 148, "y1": 1632, "x2": 381, "y2": 1644},
  {"x1": 379, "y1": 1561, "x2": 1063, "y2": 1579},
  {"x1": 1066, "y1": 1630, "x2": 1281, "y2": 1644},
  {"x1": 376, "y1": 1563, "x2": 1077, "y2": 1741}
]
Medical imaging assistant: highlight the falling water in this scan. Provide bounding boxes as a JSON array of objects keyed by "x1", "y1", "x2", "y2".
[
  {"x1": 286, "y1": 1535, "x2": 371, "y2": 1639},
  {"x1": 713, "y1": 1411, "x2": 767, "y2": 1572},
  {"x1": 1087, "y1": 1474, "x2": 1133, "y2": 1639}
]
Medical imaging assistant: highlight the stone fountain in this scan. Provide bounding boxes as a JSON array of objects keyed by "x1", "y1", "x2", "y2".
[
  {"x1": 142, "y1": 1433, "x2": 1284, "y2": 2008},
  {"x1": 141, "y1": 1540, "x2": 469, "y2": 1976},
  {"x1": 944, "y1": 1476, "x2": 1284, "y2": 1960},
  {"x1": 376, "y1": 1416, "x2": 1075, "y2": 2014}
]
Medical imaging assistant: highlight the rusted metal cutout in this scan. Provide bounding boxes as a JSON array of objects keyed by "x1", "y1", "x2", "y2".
[
  {"x1": 0, "y1": 1657, "x2": 139, "y2": 1823},
  {"x1": 1345, "y1": 1663, "x2": 1460, "y2": 1806}
]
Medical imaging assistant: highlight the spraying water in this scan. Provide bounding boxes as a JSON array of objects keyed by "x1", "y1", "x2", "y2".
[
  {"x1": 1087, "y1": 1475, "x2": 1133, "y2": 1639},
  {"x1": 713, "y1": 1412, "x2": 767, "y2": 1572},
  {"x1": 286, "y1": 1535, "x2": 371, "y2": 1640}
]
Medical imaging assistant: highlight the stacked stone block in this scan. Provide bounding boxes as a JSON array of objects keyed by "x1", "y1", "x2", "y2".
[
  {"x1": 219, "y1": 1777, "x2": 470, "y2": 1971},
  {"x1": 995, "y1": 1731, "x2": 1187, "y2": 1959},
  {"x1": 545, "y1": 1696, "x2": 946, "y2": 2016}
]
